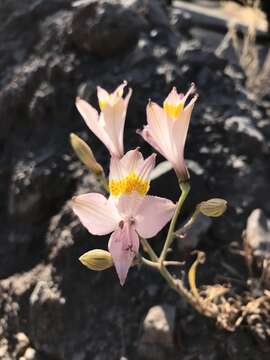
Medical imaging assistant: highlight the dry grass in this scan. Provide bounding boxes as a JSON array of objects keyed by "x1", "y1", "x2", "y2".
[{"x1": 216, "y1": 0, "x2": 270, "y2": 100}]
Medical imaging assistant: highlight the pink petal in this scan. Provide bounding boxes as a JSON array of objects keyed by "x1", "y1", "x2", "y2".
[
  {"x1": 110, "y1": 81, "x2": 127, "y2": 104},
  {"x1": 108, "y1": 222, "x2": 139, "y2": 285},
  {"x1": 109, "y1": 156, "x2": 125, "y2": 182},
  {"x1": 146, "y1": 102, "x2": 168, "y2": 144},
  {"x1": 140, "y1": 126, "x2": 167, "y2": 158},
  {"x1": 97, "y1": 81, "x2": 130, "y2": 108},
  {"x1": 116, "y1": 192, "x2": 144, "y2": 218},
  {"x1": 171, "y1": 93, "x2": 197, "y2": 178},
  {"x1": 136, "y1": 153, "x2": 156, "y2": 181},
  {"x1": 174, "y1": 93, "x2": 197, "y2": 148},
  {"x1": 109, "y1": 150, "x2": 156, "y2": 199},
  {"x1": 101, "y1": 83, "x2": 132, "y2": 158},
  {"x1": 182, "y1": 83, "x2": 196, "y2": 104},
  {"x1": 97, "y1": 86, "x2": 110, "y2": 108},
  {"x1": 109, "y1": 148, "x2": 144, "y2": 187},
  {"x1": 102, "y1": 101, "x2": 126, "y2": 157},
  {"x1": 164, "y1": 86, "x2": 182, "y2": 106},
  {"x1": 146, "y1": 102, "x2": 175, "y2": 161},
  {"x1": 124, "y1": 87, "x2": 132, "y2": 107},
  {"x1": 120, "y1": 148, "x2": 143, "y2": 176},
  {"x1": 75, "y1": 97, "x2": 115, "y2": 155},
  {"x1": 72, "y1": 193, "x2": 120, "y2": 235},
  {"x1": 135, "y1": 195, "x2": 176, "y2": 238}
]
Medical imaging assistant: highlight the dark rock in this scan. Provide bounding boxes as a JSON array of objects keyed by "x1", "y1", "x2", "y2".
[
  {"x1": 170, "y1": 7, "x2": 192, "y2": 34},
  {"x1": 178, "y1": 49, "x2": 227, "y2": 71},
  {"x1": 245, "y1": 209, "x2": 270, "y2": 261},
  {"x1": 224, "y1": 116, "x2": 266, "y2": 155},
  {"x1": 8, "y1": 154, "x2": 75, "y2": 224},
  {"x1": 244, "y1": 209, "x2": 270, "y2": 286},
  {"x1": 28, "y1": 81, "x2": 55, "y2": 123},
  {"x1": 70, "y1": 0, "x2": 146, "y2": 58},
  {"x1": 139, "y1": 305, "x2": 176, "y2": 360},
  {"x1": 29, "y1": 280, "x2": 67, "y2": 358},
  {"x1": 138, "y1": 0, "x2": 170, "y2": 29}
]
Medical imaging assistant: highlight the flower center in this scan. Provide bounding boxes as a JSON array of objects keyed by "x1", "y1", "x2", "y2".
[
  {"x1": 109, "y1": 171, "x2": 149, "y2": 197},
  {"x1": 163, "y1": 101, "x2": 184, "y2": 119}
]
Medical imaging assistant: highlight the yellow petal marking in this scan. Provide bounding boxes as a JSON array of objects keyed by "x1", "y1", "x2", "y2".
[
  {"x1": 163, "y1": 101, "x2": 184, "y2": 119},
  {"x1": 98, "y1": 99, "x2": 108, "y2": 110},
  {"x1": 109, "y1": 172, "x2": 149, "y2": 197}
]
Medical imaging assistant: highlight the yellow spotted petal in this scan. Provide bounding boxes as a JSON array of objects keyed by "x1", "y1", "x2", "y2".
[
  {"x1": 163, "y1": 101, "x2": 184, "y2": 119},
  {"x1": 109, "y1": 172, "x2": 149, "y2": 197}
]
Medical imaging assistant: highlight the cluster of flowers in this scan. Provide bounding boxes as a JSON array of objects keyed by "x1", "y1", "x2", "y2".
[{"x1": 72, "y1": 81, "x2": 198, "y2": 285}]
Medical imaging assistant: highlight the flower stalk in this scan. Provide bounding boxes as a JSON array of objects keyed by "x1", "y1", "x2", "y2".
[
  {"x1": 140, "y1": 237, "x2": 159, "y2": 262},
  {"x1": 139, "y1": 182, "x2": 219, "y2": 318},
  {"x1": 159, "y1": 181, "x2": 190, "y2": 264}
]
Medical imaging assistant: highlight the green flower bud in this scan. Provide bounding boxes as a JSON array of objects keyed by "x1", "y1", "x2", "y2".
[
  {"x1": 70, "y1": 133, "x2": 103, "y2": 175},
  {"x1": 79, "y1": 249, "x2": 113, "y2": 271},
  {"x1": 198, "y1": 198, "x2": 227, "y2": 217}
]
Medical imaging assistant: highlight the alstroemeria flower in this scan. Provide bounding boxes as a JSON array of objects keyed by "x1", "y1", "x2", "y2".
[
  {"x1": 72, "y1": 149, "x2": 175, "y2": 285},
  {"x1": 76, "y1": 81, "x2": 132, "y2": 158},
  {"x1": 140, "y1": 84, "x2": 198, "y2": 181}
]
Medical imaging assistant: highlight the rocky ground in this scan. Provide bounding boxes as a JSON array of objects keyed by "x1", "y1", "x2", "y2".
[{"x1": 1, "y1": 0, "x2": 270, "y2": 359}]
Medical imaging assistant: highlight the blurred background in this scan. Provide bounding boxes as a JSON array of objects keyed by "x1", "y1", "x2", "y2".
[{"x1": 0, "y1": 0, "x2": 270, "y2": 359}]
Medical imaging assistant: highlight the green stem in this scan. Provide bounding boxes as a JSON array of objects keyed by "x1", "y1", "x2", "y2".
[
  {"x1": 140, "y1": 256, "x2": 160, "y2": 269},
  {"x1": 158, "y1": 265, "x2": 215, "y2": 316},
  {"x1": 176, "y1": 207, "x2": 200, "y2": 238},
  {"x1": 140, "y1": 237, "x2": 159, "y2": 262},
  {"x1": 163, "y1": 261, "x2": 184, "y2": 267},
  {"x1": 139, "y1": 181, "x2": 217, "y2": 318},
  {"x1": 159, "y1": 182, "x2": 190, "y2": 263}
]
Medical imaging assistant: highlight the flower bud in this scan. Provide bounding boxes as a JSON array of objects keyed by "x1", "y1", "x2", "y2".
[
  {"x1": 198, "y1": 198, "x2": 227, "y2": 217},
  {"x1": 79, "y1": 249, "x2": 113, "y2": 271},
  {"x1": 70, "y1": 133, "x2": 103, "y2": 175}
]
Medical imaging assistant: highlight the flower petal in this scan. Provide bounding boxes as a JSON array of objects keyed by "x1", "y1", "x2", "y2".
[
  {"x1": 101, "y1": 84, "x2": 132, "y2": 158},
  {"x1": 135, "y1": 195, "x2": 176, "y2": 238},
  {"x1": 182, "y1": 83, "x2": 196, "y2": 104},
  {"x1": 75, "y1": 97, "x2": 115, "y2": 155},
  {"x1": 97, "y1": 86, "x2": 110, "y2": 109},
  {"x1": 109, "y1": 149, "x2": 142, "y2": 182},
  {"x1": 146, "y1": 102, "x2": 169, "y2": 145},
  {"x1": 102, "y1": 102, "x2": 126, "y2": 157},
  {"x1": 115, "y1": 192, "x2": 144, "y2": 218},
  {"x1": 109, "y1": 150, "x2": 151, "y2": 198},
  {"x1": 173, "y1": 93, "x2": 198, "y2": 150},
  {"x1": 136, "y1": 153, "x2": 156, "y2": 181},
  {"x1": 72, "y1": 193, "x2": 120, "y2": 235},
  {"x1": 120, "y1": 148, "x2": 143, "y2": 176},
  {"x1": 108, "y1": 222, "x2": 139, "y2": 285},
  {"x1": 110, "y1": 81, "x2": 128, "y2": 105},
  {"x1": 146, "y1": 102, "x2": 175, "y2": 161},
  {"x1": 139, "y1": 126, "x2": 167, "y2": 158},
  {"x1": 171, "y1": 93, "x2": 197, "y2": 179},
  {"x1": 109, "y1": 156, "x2": 126, "y2": 182}
]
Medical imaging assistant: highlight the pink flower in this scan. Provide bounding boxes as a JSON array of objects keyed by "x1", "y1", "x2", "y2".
[
  {"x1": 72, "y1": 149, "x2": 175, "y2": 285},
  {"x1": 140, "y1": 84, "x2": 198, "y2": 181},
  {"x1": 76, "y1": 81, "x2": 132, "y2": 158}
]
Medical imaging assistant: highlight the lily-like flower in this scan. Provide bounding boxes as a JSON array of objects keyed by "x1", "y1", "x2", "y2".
[
  {"x1": 76, "y1": 81, "x2": 132, "y2": 158},
  {"x1": 72, "y1": 149, "x2": 175, "y2": 285},
  {"x1": 140, "y1": 84, "x2": 198, "y2": 181}
]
